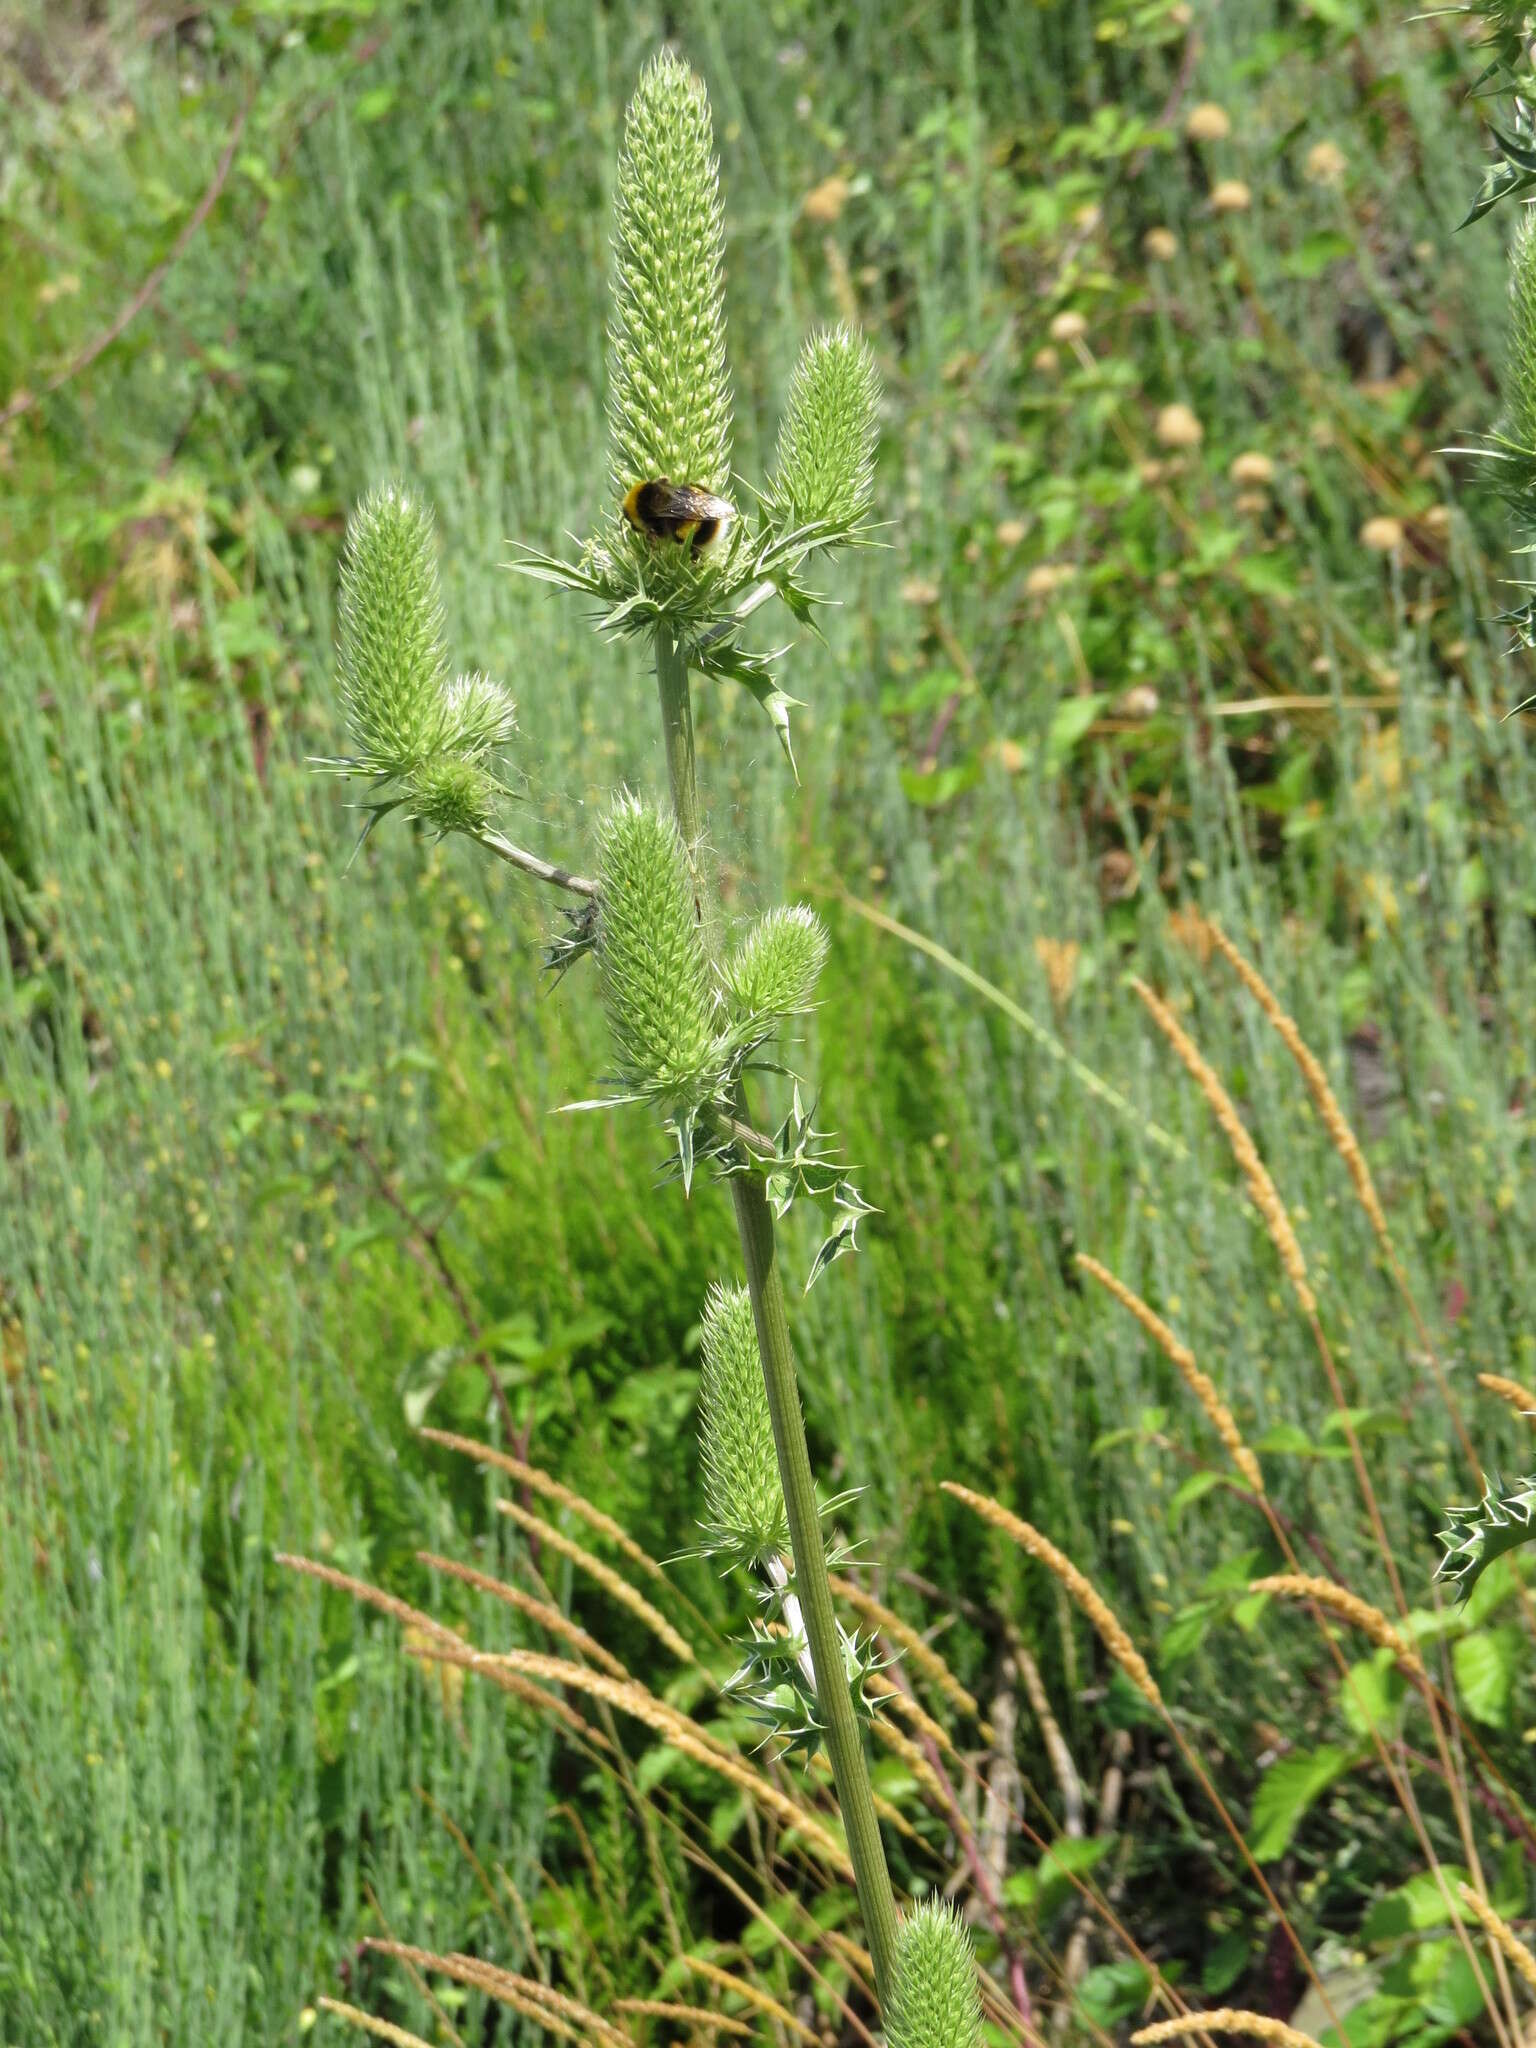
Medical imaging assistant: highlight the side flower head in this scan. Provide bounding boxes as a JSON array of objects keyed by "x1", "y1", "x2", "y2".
[
  {"x1": 337, "y1": 482, "x2": 452, "y2": 778},
  {"x1": 697, "y1": 1281, "x2": 789, "y2": 1569},
  {"x1": 762, "y1": 324, "x2": 882, "y2": 541},
  {"x1": 886, "y1": 1900, "x2": 984, "y2": 2048},
  {"x1": 594, "y1": 794, "x2": 725, "y2": 1113},
  {"x1": 724, "y1": 904, "x2": 829, "y2": 1029}
]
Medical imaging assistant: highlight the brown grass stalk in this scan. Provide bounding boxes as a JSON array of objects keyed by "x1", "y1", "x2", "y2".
[
  {"x1": 1130, "y1": 977, "x2": 1314, "y2": 1314},
  {"x1": 497, "y1": 1499, "x2": 693, "y2": 1661},
  {"x1": 1075, "y1": 1253, "x2": 1263, "y2": 1492},
  {"x1": 418, "y1": 1426, "x2": 660, "y2": 1575}
]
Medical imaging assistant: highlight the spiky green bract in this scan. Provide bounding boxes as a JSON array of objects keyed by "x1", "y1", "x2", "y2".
[
  {"x1": 697, "y1": 1282, "x2": 789, "y2": 1569},
  {"x1": 595, "y1": 794, "x2": 723, "y2": 1109},
  {"x1": 1436, "y1": 1474, "x2": 1536, "y2": 1602},
  {"x1": 762, "y1": 325, "x2": 881, "y2": 539},
  {"x1": 438, "y1": 672, "x2": 517, "y2": 762},
  {"x1": 608, "y1": 52, "x2": 733, "y2": 503},
  {"x1": 337, "y1": 484, "x2": 451, "y2": 776},
  {"x1": 885, "y1": 1902, "x2": 984, "y2": 2048},
  {"x1": 725, "y1": 905, "x2": 829, "y2": 1026}
]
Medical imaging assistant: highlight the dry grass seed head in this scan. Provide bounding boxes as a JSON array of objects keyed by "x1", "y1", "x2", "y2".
[
  {"x1": 418, "y1": 1550, "x2": 629, "y2": 1678},
  {"x1": 418, "y1": 1426, "x2": 659, "y2": 1574},
  {"x1": 498, "y1": 1499, "x2": 693, "y2": 1661},
  {"x1": 1075, "y1": 1252, "x2": 1263, "y2": 1493},
  {"x1": 1205, "y1": 921, "x2": 1389, "y2": 1245},
  {"x1": 317, "y1": 1998, "x2": 436, "y2": 2048},
  {"x1": 1458, "y1": 1883, "x2": 1536, "y2": 1993},
  {"x1": 828, "y1": 1572, "x2": 986, "y2": 1729},
  {"x1": 941, "y1": 1482, "x2": 1163, "y2": 1711},
  {"x1": 1133, "y1": 2015, "x2": 1321, "y2": 2048},
  {"x1": 684, "y1": 1960, "x2": 821, "y2": 2045},
  {"x1": 1131, "y1": 977, "x2": 1315, "y2": 1315},
  {"x1": 614, "y1": 2000, "x2": 751, "y2": 2035},
  {"x1": 1248, "y1": 1574, "x2": 1424, "y2": 1678},
  {"x1": 363, "y1": 1942, "x2": 629, "y2": 2048},
  {"x1": 1477, "y1": 1372, "x2": 1536, "y2": 1420},
  {"x1": 426, "y1": 1640, "x2": 854, "y2": 1875}
]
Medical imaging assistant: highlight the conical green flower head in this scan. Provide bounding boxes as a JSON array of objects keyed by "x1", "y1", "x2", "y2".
[
  {"x1": 337, "y1": 483, "x2": 450, "y2": 775},
  {"x1": 886, "y1": 1901, "x2": 983, "y2": 2048},
  {"x1": 763, "y1": 325, "x2": 880, "y2": 534},
  {"x1": 1497, "y1": 213, "x2": 1536, "y2": 512},
  {"x1": 607, "y1": 51, "x2": 733, "y2": 499},
  {"x1": 698, "y1": 1282, "x2": 788, "y2": 1567},
  {"x1": 725, "y1": 905, "x2": 829, "y2": 1024},
  {"x1": 596, "y1": 795, "x2": 722, "y2": 1106}
]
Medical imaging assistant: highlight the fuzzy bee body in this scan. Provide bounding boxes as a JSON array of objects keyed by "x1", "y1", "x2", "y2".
[{"x1": 622, "y1": 478, "x2": 735, "y2": 553}]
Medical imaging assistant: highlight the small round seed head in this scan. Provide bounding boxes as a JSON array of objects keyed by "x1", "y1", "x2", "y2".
[
  {"x1": 698, "y1": 1282, "x2": 788, "y2": 1566},
  {"x1": 725, "y1": 905, "x2": 829, "y2": 1023},
  {"x1": 337, "y1": 483, "x2": 450, "y2": 776},
  {"x1": 595, "y1": 795, "x2": 722, "y2": 1107},
  {"x1": 408, "y1": 755, "x2": 499, "y2": 838},
  {"x1": 762, "y1": 324, "x2": 881, "y2": 533},
  {"x1": 1185, "y1": 102, "x2": 1232, "y2": 141},
  {"x1": 886, "y1": 1900, "x2": 984, "y2": 2048},
  {"x1": 439, "y1": 672, "x2": 517, "y2": 762}
]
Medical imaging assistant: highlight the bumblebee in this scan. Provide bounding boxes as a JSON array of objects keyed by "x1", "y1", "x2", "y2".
[{"x1": 622, "y1": 478, "x2": 735, "y2": 554}]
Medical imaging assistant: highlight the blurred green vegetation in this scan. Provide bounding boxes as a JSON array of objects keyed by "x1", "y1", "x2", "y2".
[{"x1": 6, "y1": 0, "x2": 1536, "y2": 2041}]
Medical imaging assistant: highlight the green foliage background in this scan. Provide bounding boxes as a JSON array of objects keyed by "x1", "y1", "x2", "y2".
[{"x1": 5, "y1": 0, "x2": 1536, "y2": 2040}]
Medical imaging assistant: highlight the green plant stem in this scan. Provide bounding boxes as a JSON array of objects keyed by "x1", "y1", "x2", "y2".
[{"x1": 652, "y1": 628, "x2": 900, "y2": 2012}]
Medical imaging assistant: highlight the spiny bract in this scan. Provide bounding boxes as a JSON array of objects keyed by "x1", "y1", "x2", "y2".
[
  {"x1": 762, "y1": 324, "x2": 881, "y2": 535},
  {"x1": 725, "y1": 905, "x2": 829, "y2": 1025},
  {"x1": 697, "y1": 1281, "x2": 789, "y2": 1567},
  {"x1": 885, "y1": 1900, "x2": 984, "y2": 2048},
  {"x1": 607, "y1": 50, "x2": 733, "y2": 502},
  {"x1": 337, "y1": 483, "x2": 452, "y2": 777},
  {"x1": 595, "y1": 795, "x2": 724, "y2": 1107}
]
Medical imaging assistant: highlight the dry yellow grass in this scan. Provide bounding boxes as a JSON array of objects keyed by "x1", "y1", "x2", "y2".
[
  {"x1": 1076, "y1": 1252, "x2": 1263, "y2": 1493},
  {"x1": 1458, "y1": 1883, "x2": 1536, "y2": 1993},
  {"x1": 1478, "y1": 1372, "x2": 1536, "y2": 1420},
  {"x1": 417, "y1": 1549, "x2": 628, "y2": 1678},
  {"x1": 418, "y1": 1426, "x2": 662, "y2": 1577},
  {"x1": 1248, "y1": 1574, "x2": 1424, "y2": 1677},
  {"x1": 1206, "y1": 920, "x2": 1389, "y2": 1244},
  {"x1": 866, "y1": 1669, "x2": 958, "y2": 1759},
  {"x1": 316, "y1": 1998, "x2": 436, "y2": 2048},
  {"x1": 942, "y1": 1482, "x2": 1163, "y2": 1711},
  {"x1": 275, "y1": 1554, "x2": 465, "y2": 1645},
  {"x1": 1131, "y1": 977, "x2": 1316, "y2": 1315},
  {"x1": 828, "y1": 1572, "x2": 985, "y2": 1730},
  {"x1": 417, "y1": 1640, "x2": 854, "y2": 1878},
  {"x1": 614, "y1": 1999, "x2": 751, "y2": 2035},
  {"x1": 1133, "y1": 2015, "x2": 1320, "y2": 2048},
  {"x1": 684, "y1": 1960, "x2": 821, "y2": 2045},
  {"x1": 362, "y1": 1941, "x2": 630, "y2": 2048},
  {"x1": 498, "y1": 1499, "x2": 693, "y2": 1661}
]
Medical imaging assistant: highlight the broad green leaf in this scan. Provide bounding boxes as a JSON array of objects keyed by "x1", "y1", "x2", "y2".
[
  {"x1": 1248, "y1": 1744, "x2": 1353, "y2": 1861},
  {"x1": 1452, "y1": 1627, "x2": 1519, "y2": 1728},
  {"x1": 1361, "y1": 1866, "x2": 1470, "y2": 1945}
]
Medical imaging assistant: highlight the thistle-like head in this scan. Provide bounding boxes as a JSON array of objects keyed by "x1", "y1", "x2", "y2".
[
  {"x1": 696, "y1": 1282, "x2": 789, "y2": 1570},
  {"x1": 886, "y1": 1900, "x2": 984, "y2": 2048}
]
